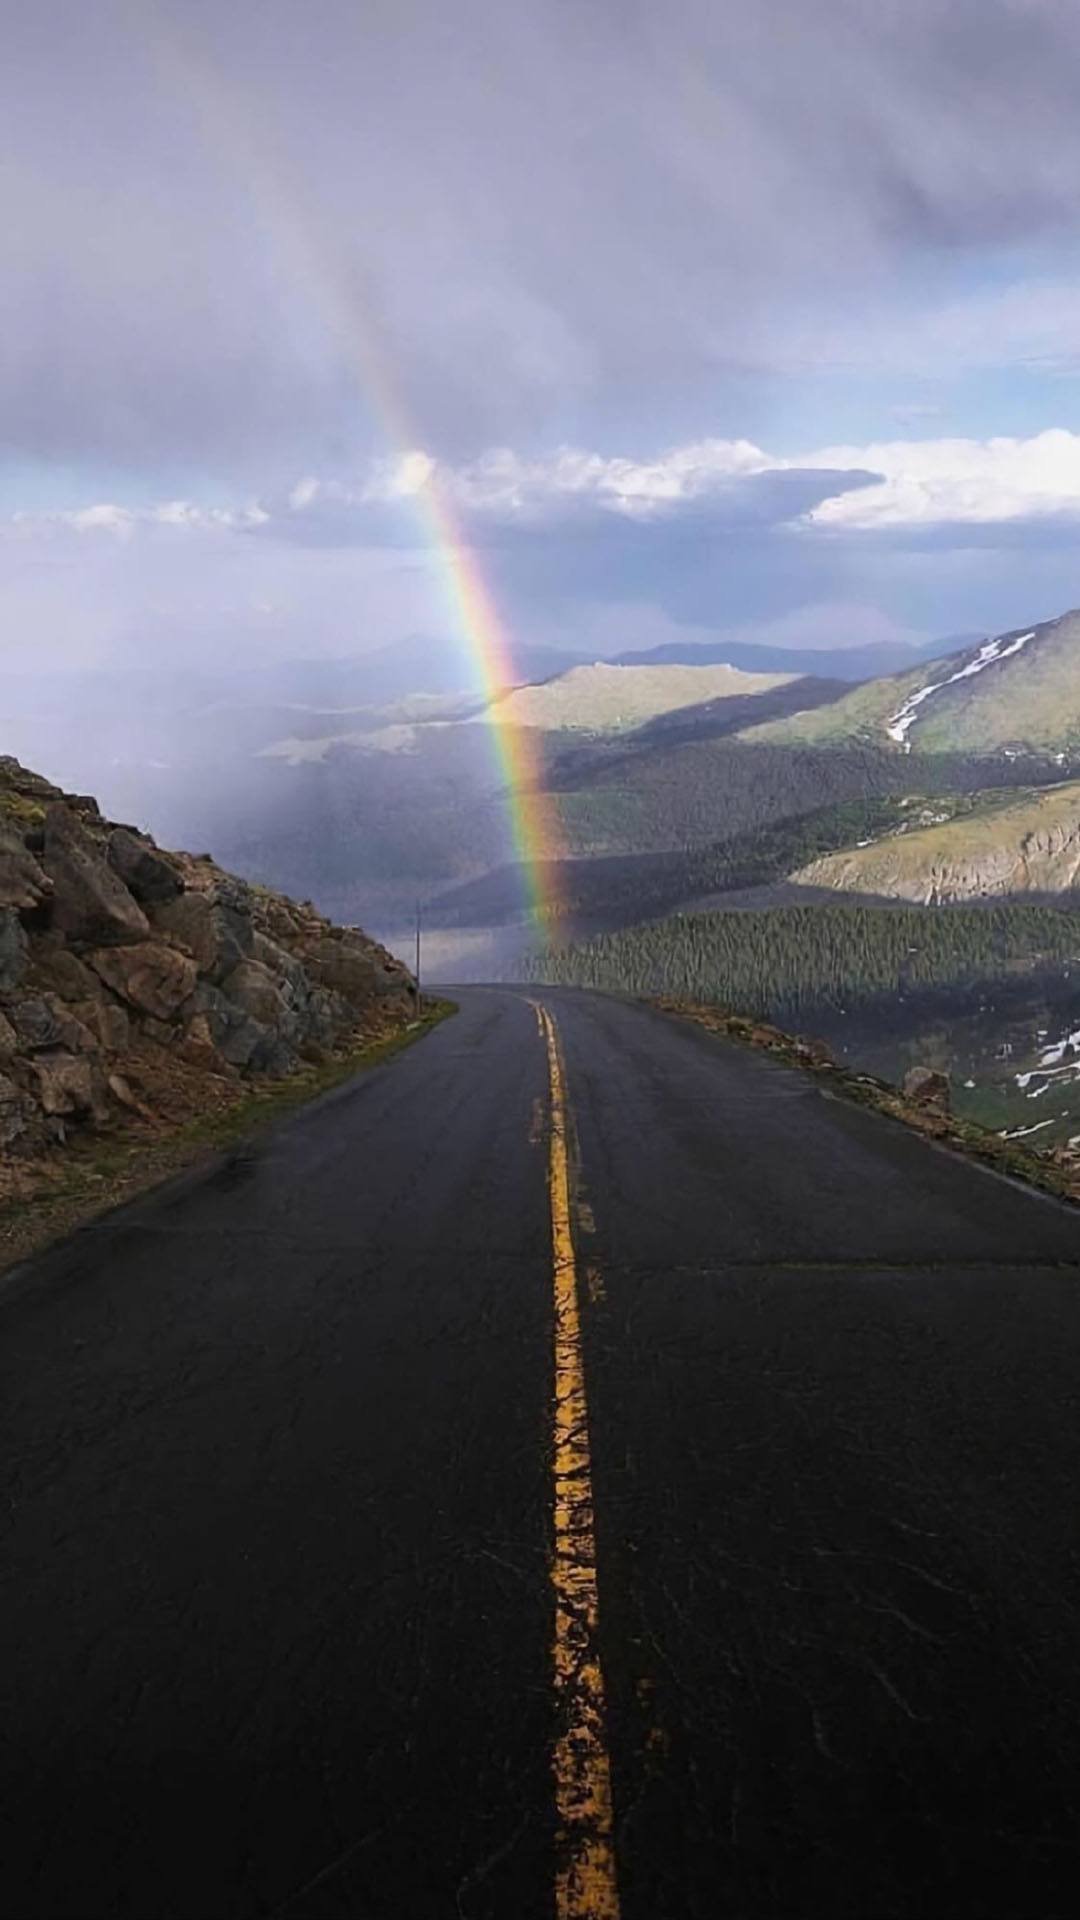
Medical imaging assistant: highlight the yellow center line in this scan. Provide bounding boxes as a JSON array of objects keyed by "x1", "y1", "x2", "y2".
[{"x1": 531, "y1": 999, "x2": 621, "y2": 1920}]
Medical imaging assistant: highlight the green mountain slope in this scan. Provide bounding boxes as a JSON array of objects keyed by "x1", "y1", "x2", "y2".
[{"x1": 740, "y1": 609, "x2": 1080, "y2": 758}]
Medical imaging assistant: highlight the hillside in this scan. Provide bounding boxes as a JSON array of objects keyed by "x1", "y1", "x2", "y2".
[
  {"x1": 793, "y1": 781, "x2": 1080, "y2": 902},
  {"x1": 0, "y1": 755, "x2": 415, "y2": 1178},
  {"x1": 740, "y1": 610, "x2": 1080, "y2": 759},
  {"x1": 479, "y1": 660, "x2": 800, "y2": 734}
]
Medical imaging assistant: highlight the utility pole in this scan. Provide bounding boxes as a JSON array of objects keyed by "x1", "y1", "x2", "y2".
[{"x1": 414, "y1": 897, "x2": 422, "y2": 1010}]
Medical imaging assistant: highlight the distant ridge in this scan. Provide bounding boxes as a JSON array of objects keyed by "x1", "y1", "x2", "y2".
[
  {"x1": 480, "y1": 659, "x2": 799, "y2": 734},
  {"x1": 610, "y1": 634, "x2": 954, "y2": 682}
]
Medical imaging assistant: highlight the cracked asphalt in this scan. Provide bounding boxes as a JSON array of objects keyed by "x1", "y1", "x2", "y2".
[{"x1": 3, "y1": 986, "x2": 1080, "y2": 1918}]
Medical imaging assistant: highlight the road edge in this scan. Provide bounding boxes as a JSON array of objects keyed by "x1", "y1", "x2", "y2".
[
  {"x1": 0, "y1": 998, "x2": 458, "y2": 1282},
  {"x1": 653, "y1": 997, "x2": 1080, "y2": 1214}
]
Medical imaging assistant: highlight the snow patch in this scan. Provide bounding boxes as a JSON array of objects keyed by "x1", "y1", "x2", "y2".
[
  {"x1": 885, "y1": 631, "x2": 1034, "y2": 751},
  {"x1": 1001, "y1": 1117, "x2": 1056, "y2": 1140},
  {"x1": 1039, "y1": 1025, "x2": 1080, "y2": 1068}
]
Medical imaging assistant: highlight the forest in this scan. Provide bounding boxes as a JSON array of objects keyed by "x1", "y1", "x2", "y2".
[{"x1": 521, "y1": 901, "x2": 1080, "y2": 1021}]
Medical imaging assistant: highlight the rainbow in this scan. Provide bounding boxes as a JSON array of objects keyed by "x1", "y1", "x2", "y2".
[
  {"x1": 133, "y1": 6, "x2": 566, "y2": 924},
  {"x1": 417, "y1": 482, "x2": 566, "y2": 921}
]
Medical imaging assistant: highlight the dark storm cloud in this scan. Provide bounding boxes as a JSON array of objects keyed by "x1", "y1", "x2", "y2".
[{"x1": 6, "y1": 0, "x2": 1080, "y2": 474}]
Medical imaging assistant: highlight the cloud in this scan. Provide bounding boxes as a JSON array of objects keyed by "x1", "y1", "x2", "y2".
[
  {"x1": 7, "y1": 2, "x2": 1080, "y2": 472},
  {"x1": 5, "y1": 502, "x2": 268, "y2": 541},
  {"x1": 272, "y1": 428, "x2": 1080, "y2": 540},
  {"x1": 806, "y1": 429, "x2": 1080, "y2": 528},
  {"x1": 14, "y1": 424, "x2": 1080, "y2": 560},
  {"x1": 6, "y1": 421, "x2": 1080, "y2": 688}
]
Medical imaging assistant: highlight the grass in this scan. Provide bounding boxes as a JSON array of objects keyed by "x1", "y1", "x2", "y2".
[
  {"x1": 0, "y1": 790, "x2": 47, "y2": 827},
  {"x1": 0, "y1": 998, "x2": 457, "y2": 1278}
]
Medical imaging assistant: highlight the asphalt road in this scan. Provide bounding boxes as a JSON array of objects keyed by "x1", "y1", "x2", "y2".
[{"x1": 3, "y1": 986, "x2": 1080, "y2": 1919}]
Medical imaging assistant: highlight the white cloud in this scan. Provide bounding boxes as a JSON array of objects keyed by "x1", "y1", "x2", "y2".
[
  {"x1": 371, "y1": 428, "x2": 1080, "y2": 532},
  {"x1": 364, "y1": 438, "x2": 782, "y2": 521},
  {"x1": 804, "y1": 428, "x2": 1080, "y2": 528},
  {"x1": 10, "y1": 426, "x2": 1080, "y2": 557},
  {"x1": 6, "y1": 500, "x2": 269, "y2": 541}
]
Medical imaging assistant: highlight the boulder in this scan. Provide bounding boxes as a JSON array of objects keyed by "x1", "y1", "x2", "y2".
[
  {"x1": 187, "y1": 981, "x2": 271, "y2": 1071},
  {"x1": 23, "y1": 939, "x2": 100, "y2": 1001},
  {"x1": 220, "y1": 957, "x2": 288, "y2": 1030},
  {"x1": 374, "y1": 957, "x2": 415, "y2": 999},
  {"x1": 41, "y1": 805, "x2": 149, "y2": 947},
  {"x1": 305, "y1": 985, "x2": 354, "y2": 1048},
  {"x1": 902, "y1": 1066, "x2": 951, "y2": 1112},
  {"x1": 0, "y1": 1009, "x2": 17, "y2": 1056},
  {"x1": 302, "y1": 934, "x2": 378, "y2": 1004},
  {"x1": 7, "y1": 995, "x2": 100, "y2": 1055},
  {"x1": 107, "y1": 1072, "x2": 156, "y2": 1118},
  {"x1": 107, "y1": 829, "x2": 182, "y2": 905},
  {"x1": 0, "y1": 1069, "x2": 40, "y2": 1151},
  {"x1": 149, "y1": 891, "x2": 253, "y2": 981},
  {"x1": 177, "y1": 1011, "x2": 233, "y2": 1076},
  {"x1": 87, "y1": 943, "x2": 198, "y2": 1021},
  {"x1": 0, "y1": 906, "x2": 29, "y2": 989},
  {"x1": 28, "y1": 1050, "x2": 106, "y2": 1119},
  {"x1": 68, "y1": 997, "x2": 130, "y2": 1052},
  {"x1": 0, "y1": 820, "x2": 52, "y2": 914},
  {"x1": 252, "y1": 929, "x2": 308, "y2": 992}
]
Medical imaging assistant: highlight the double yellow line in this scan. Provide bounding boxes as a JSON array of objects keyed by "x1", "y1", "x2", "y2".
[{"x1": 533, "y1": 1002, "x2": 621, "y2": 1920}]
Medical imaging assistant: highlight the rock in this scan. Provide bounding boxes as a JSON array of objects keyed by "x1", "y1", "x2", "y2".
[
  {"x1": 187, "y1": 982, "x2": 271, "y2": 1071},
  {"x1": 220, "y1": 957, "x2": 288, "y2": 1030},
  {"x1": 23, "y1": 939, "x2": 100, "y2": 1001},
  {"x1": 0, "y1": 1069, "x2": 40, "y2": 1151},
  {"x1": 68, "y1": 998, "x2": 130, "y2": 1052},
  {"x1": 0, "y1": 906, "x2": 29, "y2": 989},
  {"x1": 0, "y1": 755, "x2": 62, "y2": 805},
  {"x1": 0, "y1": 754, "x2": 417, "y2": 1174},
  {"x1": 149, "y1": 891, "x2": 253, "y2": 981},
  {"x1": 302, "y1": 934, "x2": 379, "y2": 1004},
  {"x1": 177, "y1": 1011, "x2": 232, "y2": 1075},
  {"x1": 41, "y1": 805, "x2": 150, "y2": 947},
  {"x1": 141, "y1": 1016, "x2": 177, "y2": 1047},
  {"x1": 7, "y1": 994, "x2": 100, "y2": 1054},
  {"x1": 87, "y1": 943, "x2": 198, "y2": 1021},
  {"x1": 794, "y1": 1037, "x2": 834, "y2": 1069},
  {"x1": 375, "y1": 958, "x2": 414, "y2": 998},
  {"x1": 107, "y1": 1072, "x2": 145, "y2": 1113},
  {"x1": 27, "y1": 1050, "x2": 106, "y2": 1119},
  {"x1": 306, "y1": 985, "x2": 354, "y2": 1048},
  {"x1": 107, "y1": 828, "x2": 182, "y2": 905},
  {"x1": 252, "y1": 930, "x2": 308, "y2": 991},
  {"x1": 0, "y1": 820, "x2": 52, "y2": 914},
  {"x1": 902, "y1": 1066, "x2": 951, "y2": 1112}
]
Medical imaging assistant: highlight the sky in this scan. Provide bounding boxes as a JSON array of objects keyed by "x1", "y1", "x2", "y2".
[{"x1": 6, "y1": 0, "x2": 1080, "y2": 678}]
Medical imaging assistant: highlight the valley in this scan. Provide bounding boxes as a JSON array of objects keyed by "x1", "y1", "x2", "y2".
[{"x1": 9, "y1": 610, "x2": 1080, "y2": 1156}]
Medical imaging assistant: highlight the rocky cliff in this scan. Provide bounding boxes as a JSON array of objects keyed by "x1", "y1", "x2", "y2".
[{"x1": 0, "y1": 755, "x2": 415, "y2": 1165}]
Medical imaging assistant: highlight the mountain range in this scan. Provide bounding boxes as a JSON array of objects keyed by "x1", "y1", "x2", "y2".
[{"x1": 12, "y1": 601, "x2": 1080, "y2": 1142}]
